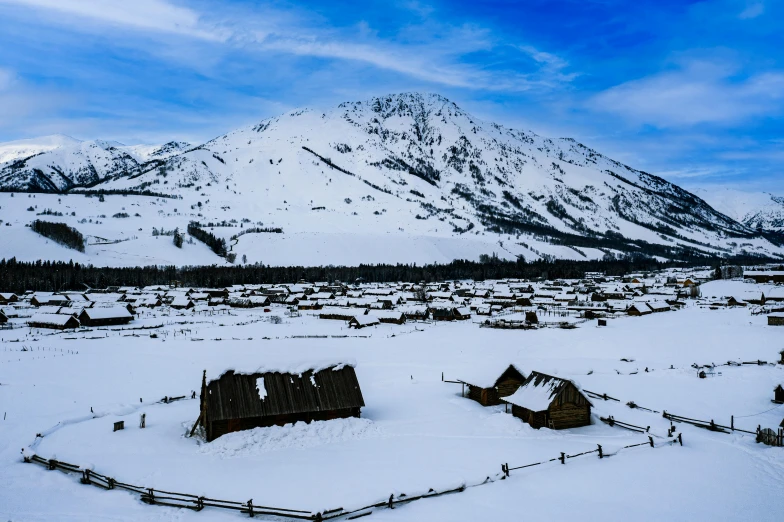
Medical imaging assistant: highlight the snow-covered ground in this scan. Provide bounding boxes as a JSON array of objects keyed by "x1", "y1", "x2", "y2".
[
  {"x1": 0, "y1": 192, "x2": 610, "y2": 266},
  {"x1": 1, "y1": 302, "x2": 782, "y2": 521}
]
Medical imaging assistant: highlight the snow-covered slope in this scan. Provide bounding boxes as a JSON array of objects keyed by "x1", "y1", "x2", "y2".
[
  {"x1": 0, "y1": 137, "x2": 189, "y2": 192},
  {"x1": 694, "y1": 188, "x2": 784, "y2": 231},
  {"x1": 0, "y1": 134, "x2": 81, "y2": 164},
  {"x1": 1, "y1": 93, "x2": 783, "y2": 264}
]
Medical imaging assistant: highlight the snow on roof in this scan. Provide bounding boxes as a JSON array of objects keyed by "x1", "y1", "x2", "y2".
[
  {"x1": 81, "y1": 307, "x2": 133, "y2": 320},
  {"x1": 350, "y1": 314, "x2": 380, "y2": 326},
  {"x1": 502, "y1": 372, "x2": 587, "y2": 411},
  {"x1": 216, "y1": 359, "x2": 357, "y2": 380},
  {"x1": 28, "y1": 313, "x2": 79, "y2": 326},
  {"x1": 459, "y1": 363, "x2": 525, "y2": 389}
]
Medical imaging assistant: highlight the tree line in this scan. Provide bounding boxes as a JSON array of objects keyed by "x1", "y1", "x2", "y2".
[
  {"x1": 187, "y1": 222, "x2": 227, "y2": 257},
  {"x1": 30, "y1": 220, "x2": 85, "y2": 252},
  {"x1": 0, "y1": 254, "x2": 775, "y2": 294}
]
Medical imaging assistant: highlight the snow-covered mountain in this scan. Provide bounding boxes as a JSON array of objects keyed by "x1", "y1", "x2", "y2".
[
  {"x1": 0, "y1": 134, "x2": 82, "y2": 164},
  {"x1": 693, "y1": 188, "x2": 784, "y2": 231},
  {"x1": 0, "y1": 137, "x2": 190, "y2": 192},
  {"x1": 1, "y1": 93, "x2": 782, "y2": 265}
]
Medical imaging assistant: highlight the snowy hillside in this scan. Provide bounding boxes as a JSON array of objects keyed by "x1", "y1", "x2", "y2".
[
  {"x1": 1, "y1": 93, "x2": 783, "y2": 265},
  {"x1": 694, "y1": 187, "x2": 784, "y2": 231},
  {"x1": 0, "y1": 137, "x2": 190, "y2": 192},
  {"x1": 0, "y1": 134, "x2": 81, "y2": 164}
]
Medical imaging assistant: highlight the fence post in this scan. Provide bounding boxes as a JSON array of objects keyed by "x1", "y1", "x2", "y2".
[
  {"x1": 559, "y1": 452, "x2": 565, "y2": 465},
  {"x1": 648, "y1": 436, "x2": 654, "y2": 448},
  {"x1": 731, "y1": 415, "x2": 734, "y2": 431},
  {"x1": 80, "y1": 469, "x2": 90, "y2": 485},
  {"x1": 597, "y1": 445, "x2": 603, "y2": 459},
  {"x1": 247, "y1": 499, "x2": 254, "y2": 517},
  {"x1": 678, "y1": 433, "x2": 683, "y2": 446}
]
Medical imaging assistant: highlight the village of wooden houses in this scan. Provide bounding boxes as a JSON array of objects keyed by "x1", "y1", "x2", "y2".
[{"x1": 2, "y1": 265, "x2": 784, "y2": 521}]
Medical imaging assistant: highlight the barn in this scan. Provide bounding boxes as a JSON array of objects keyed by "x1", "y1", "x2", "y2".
[
  {"x1": 28, "y1": 313, "x2": 80, "y2": 330},
  {"x1": 197, "y1": 364, "x2": 365, "y2": 442},
  {"x1": 459, "y1": 364, "x2": 527, "y2": 406},
  {"x1": 78, "y1": 307, "x2": 134, "y2": 327},
  {"x1": 502, "y1": 372, "x2": 592, "y2": 430}
]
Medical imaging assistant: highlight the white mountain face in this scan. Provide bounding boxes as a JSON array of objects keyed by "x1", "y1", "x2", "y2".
[
  {"x1": 0, "y1": 137, "x2": 190, "y2": 192},
  {"x1": 693, "y1": 187, "x2": 784, "y2": 231},
  {"x1": 0, "y1": 93, "x2": 782, "y2": 265},
  {"x1": 0, "y1": 134, "x2": 82, "y2": 164}
]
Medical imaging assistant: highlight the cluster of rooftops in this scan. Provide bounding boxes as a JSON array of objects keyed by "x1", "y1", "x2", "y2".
[{"x1": 2, "y1": 264, "x2": 781, "y2": 329}]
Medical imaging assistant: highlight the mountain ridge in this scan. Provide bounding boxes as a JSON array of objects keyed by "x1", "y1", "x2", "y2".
[{"x1": 1, "y1": 92, "x2": 782, "y2": 263}]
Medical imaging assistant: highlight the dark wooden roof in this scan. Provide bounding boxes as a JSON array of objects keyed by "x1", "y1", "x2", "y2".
[{"x1": 204, "y1": 365, "x2": 364, "y2": 422}]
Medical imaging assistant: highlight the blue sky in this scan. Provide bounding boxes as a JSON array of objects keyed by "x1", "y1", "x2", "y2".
[{"x1": 0, "y1": 0, "x2": 782, "y2": 192}]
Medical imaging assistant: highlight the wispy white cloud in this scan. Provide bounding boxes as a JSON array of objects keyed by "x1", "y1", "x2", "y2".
[
  {"x1": 0, "y1": 0, "x2": 572, "y2": 92},
  {"x1": 738, "y1": 1, "x2": 765, "y2": 19},
  {"x1": 591, "y1": 58, "x2": 784, "y2": 127},
  {"x1": 0, "y1": 0, "x2": 225, "y2": 40}
]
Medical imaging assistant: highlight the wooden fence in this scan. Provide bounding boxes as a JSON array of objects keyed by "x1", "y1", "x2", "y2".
[{"x1": 24, "y1": 432, "x2": 681, "y2": 521}]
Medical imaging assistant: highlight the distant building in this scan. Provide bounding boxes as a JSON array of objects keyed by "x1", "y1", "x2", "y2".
[
  {"x1": 27, "y1": 313, "x2": 80, "y2": 330},
  {"x1": 78, "y1": 307, "x2": 134, "y2": 327},
  {"x1": 768, "y1": 314, "x2": 784, "y2": 327},
  {"x1": 348, "y1": 314, "x2": 380, "y2": 329}
]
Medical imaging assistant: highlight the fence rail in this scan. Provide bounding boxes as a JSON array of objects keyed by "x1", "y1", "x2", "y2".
[{"x1": 24, "y1": 431, "x2": 683, "y2": 521}]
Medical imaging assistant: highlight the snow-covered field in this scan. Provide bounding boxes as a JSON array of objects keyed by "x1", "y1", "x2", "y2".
[
  {"x1": 0, "y1": 192, "x2": 613, "y2": 266},
  {"x1": 1, "y1": 301, "x2": 783, "y2": 521}
]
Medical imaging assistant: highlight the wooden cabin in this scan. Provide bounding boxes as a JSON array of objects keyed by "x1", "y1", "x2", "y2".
[
  {"x1": 30, "y1": 294, "x2": 69, "y2": 307},
  {"x1": 170, "y1": 297, "x2": 195, "y2": 309},
  {"x1": 348, "y1": 315, "x2": 380, "y2": 329},
  {"x1": 78, "y1": 307, "x2": 133, "y2": 327},
  {"x1": 502, "y1": 371, "x2": 592, "y2": 430},
  {"x1": 27, "y1": 313, "x2": 80, "y2": 330},
  {"x1": 627, "y1": 303, "x2": 652, "y2": 316},
  {"x1": 430, "y1": 307, "x2": 455, "y2": 321},
  {"x1": 0, "y1": 309, "x2": 7, "y2": 324},
  {"x1": 0, "y1": 293, "x2": 18, "y2": 304},
  {"x1": 768, "y1": 314, "x2": 784, "y2": 326},
  {"x1": 459, "y1": 364, "x2": 527, "y2": 406},
  {"x1": 453, "y1": 307, "x2": 472, "y2": 320},
  {"x1": 374, "y1": 311, "x2": 406, "y2": 325},
  {"x1": 197, "y1": 364, "x2": 365, "y2": 442},
  {"x1": 774, "y1": 385, "x2": 784, "y2": 404}
]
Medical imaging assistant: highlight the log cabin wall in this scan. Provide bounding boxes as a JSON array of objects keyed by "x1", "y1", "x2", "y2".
[
  {"x1": 548, "y1": 403, "x2": 591, "y2": 429},
  {"x1": 496, "y1": 377, "x2": 523, "y2": 399}
]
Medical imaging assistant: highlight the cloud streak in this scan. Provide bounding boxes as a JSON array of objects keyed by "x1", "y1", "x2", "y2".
[
  {"x1": 591, "y1": 59, "x2": 784, "y2": 127},
  {"x1": 0, "y1": 0, "x2": 224, "y2": 40},
  {"x1": 0, "y1": 0, "x2": 573, "y2": 92}
]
